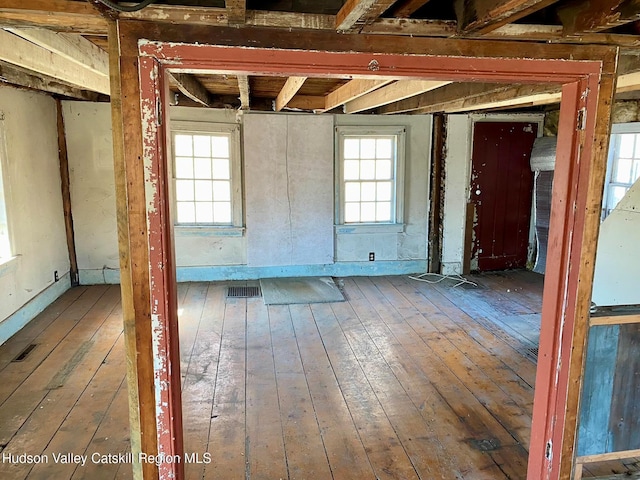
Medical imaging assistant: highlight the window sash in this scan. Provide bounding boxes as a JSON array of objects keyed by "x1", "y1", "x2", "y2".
[{"x1": 602, "y1": 128, "x2": 640, "y2": 220}]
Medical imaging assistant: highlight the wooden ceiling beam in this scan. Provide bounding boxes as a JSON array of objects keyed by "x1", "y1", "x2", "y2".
[
  {"x1": 336, "y1": 0, "x2": 400, "y2": 31},
  {"x1": 454, "y1": 0, "x2": 560, "y2": 35},
  {"x1": 168, "y1": 72, "x2": 211, "y2": 107},
  {"x1": 286, "y1": 95, "x2": 326, "y2": 111},
  {"x1": 237, "y1": 75, "x2": 250, "y2": 110},
  {"x1": 324, "y1": 79, "x2": 393, "y2": 111},
  {"x1": 389, "y1": 0, "x2": 434, "y2": 17},
  {"x1": 345, "y1": 79, "x2": 451, "y2": 113},
  {"x1": 275, "y1": 76, "x2": 306, "y2": 112},
  {"x1": 0, "y1": 29, "x2": 109, "y2": 94},
  {"x1": 225, "y1": 0, "x2": 246, "y2": 25},
  {"x1": 557, "y1": 0, "x2": 640, "y2": 34}
]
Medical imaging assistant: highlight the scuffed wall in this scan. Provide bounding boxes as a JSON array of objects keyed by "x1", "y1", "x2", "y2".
[{"x1": 0, "y1": 86, "x2": 69, "y2": 334}]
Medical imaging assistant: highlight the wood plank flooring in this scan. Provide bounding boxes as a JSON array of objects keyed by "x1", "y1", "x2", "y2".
[{"x1": 1, "y1": 270, "x2": 619, "y2": 480}]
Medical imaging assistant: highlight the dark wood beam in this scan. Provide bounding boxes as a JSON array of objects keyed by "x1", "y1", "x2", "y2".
[
  {"x1": 454, "y1": 0, "x2": 560, "y2": 35},
  {"x1": 557, "y1": 0, "x2": 640, "y2": 34},
  {"x1": 336, "y1": 0, "x2": 400, "y2": 31},
  {"x1": 389, "y1": 0, "x2": 434, "y2": 17},
  {"x1": 225, "y1": 0, "x2": 246, "y2": 25},
  {"x1": 168, "y1": 72, "x2": 211, "y2": 107}
]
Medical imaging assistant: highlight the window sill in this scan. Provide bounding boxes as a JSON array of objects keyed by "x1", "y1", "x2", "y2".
[
  {"x1": 0, "y1": 255, "x2": 19, "y2": 278},
  {"x1": 174, "y1": 226, "x2": 245, "y2": 237},
  {"x1": 335, "y1": 224, "x2": 404, "y2": 235}
]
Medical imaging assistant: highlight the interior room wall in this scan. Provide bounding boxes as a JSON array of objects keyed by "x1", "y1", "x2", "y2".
[
  {"x1": 63, "y1": 102, "x2": 432, "y2": 283},
  {"x1": 0, "y1": 86, "x2": 70, "y2": 344}
]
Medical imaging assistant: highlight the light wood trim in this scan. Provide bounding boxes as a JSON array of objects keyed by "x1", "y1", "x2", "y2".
[
  {"x1": 324, "y1": 79, "x2": 392, "y2": 111},
  {"x1": 6, "y1": 28, "x2": 108, "y2": 76},
  {"x1": 336, "y1": 0, "x2": 399, "y2": 31},
  {"x1": 454, "y1": 0, "x2": 560, "y2": 35},
  {"x1": 589, "y1": 314, "x2": 640, "y2": 326},
  {"x1": 168, "y1": 72, "x2": 210, "y2": 107},
  {"x1": 345, "y1": 79, "x2": 450, "y2": 113},
  {"x1": 576, "y1": 449, "x2": 640, "y2": 464},
  {"x1": 0, "y1": 29, "x2": 109, "y2": 94},
  {"x1": 237, "y1": 74, "x2": 250, "y2": 110},
  {"x1": 275, "y1": 76, "x2": 306, "y2": 111},
  {"x1": 287, "y1": 95, "x2": 325, "y2": 111},
  {"x1": 225, "y1": 0, "x2": 246, "y2": 25}
]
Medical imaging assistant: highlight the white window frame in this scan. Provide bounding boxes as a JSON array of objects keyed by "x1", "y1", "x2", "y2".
[
  {"x1": 602, "y1": 123, "x2": 640, "y2": 221},
  {"x1": 335, "y1": 126, "x2": 406, "y2": 233},
  {"x1": 0, "y1": 113, "x2": 14, "y2": 265},
  {"x1": 170, "y1": 121, "x2": 243, "y2": 234}
]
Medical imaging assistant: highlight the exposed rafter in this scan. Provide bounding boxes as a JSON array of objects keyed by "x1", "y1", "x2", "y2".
[
  {"x1": 0, "y1": 29, "x2": 109, "y2": 94},
  {"x1": 389, "y1": 0, "x2": 434, "y2": 17},
  {"x1": 275, "y1": 76, "x2": 306, "y2": 112},
  {"x1": 336, "y1": 0, "x2": 400, "y2": 31},
  {"x1": 237, "y1": 74, "x2": 250, "y2": 110},
  {"x1": 168, "y1": 72, "x2": 211, "y2": 107},
  {"x1": 324, "y1": 79, "x2": 393, "y2": 111},
  {"x1": 557, "y1": 0, "x2": 640, "y2": 34},
  {"x1": 345, "y1": 80, "x2": 451, "y2": 113},
  {"x1": 225, "y1": 0, "x2": 246, "y2": 25},
  {"x1": 454, "y1": 0, "x2": 561, "y2": 35}
]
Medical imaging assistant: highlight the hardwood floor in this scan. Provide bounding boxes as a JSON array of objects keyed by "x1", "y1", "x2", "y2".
[{"x1": 0, "y1": 272, "x2": 551, "y2": 479}]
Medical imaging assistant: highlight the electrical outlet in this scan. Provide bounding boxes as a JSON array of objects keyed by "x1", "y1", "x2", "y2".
[
  {"x1": 369, "y1": 252, "x2": 375, "y2": 261},
  {"x1": 54, "y1": 271, "x2": 59, "y2": 282}
]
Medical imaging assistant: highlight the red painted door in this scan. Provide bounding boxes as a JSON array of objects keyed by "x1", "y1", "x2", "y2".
[{"x1": 470, "y1": 121, "x2": 537, "y2": 271}]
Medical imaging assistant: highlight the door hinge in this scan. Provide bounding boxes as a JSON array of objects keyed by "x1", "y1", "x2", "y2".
[
  {"x1": 577, "y1": 108, "x2": 586, "y2": 131},
  {"x1": 156, "y1": 99, "x2": 163, "y2": 126}
]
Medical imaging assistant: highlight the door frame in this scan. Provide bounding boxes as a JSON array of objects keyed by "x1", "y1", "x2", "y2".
[{"x1": 110, "y1": 20, "x2": 617, "y2": 480}]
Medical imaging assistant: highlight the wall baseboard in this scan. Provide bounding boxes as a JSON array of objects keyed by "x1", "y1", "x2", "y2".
[
  {"x1": 78, "y1": 260, "x2": 428, "y2": 284},
  {"x1": 0, "y1": 272, "x2": 71, "y2": 346}
]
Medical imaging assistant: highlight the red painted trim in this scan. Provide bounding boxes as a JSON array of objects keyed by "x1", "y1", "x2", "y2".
[
  {"x1": 135, "y1": 41, "x2": 608, "y2": 480},
  {"x1": 139, "y1": 42, "x2": 602, "y2": 84},
  {"x1": 139, "y1": 57, "x2": 184, "y2": 480}
]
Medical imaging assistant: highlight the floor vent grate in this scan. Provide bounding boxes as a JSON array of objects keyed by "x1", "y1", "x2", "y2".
[
  {"x1": 525, "y1": 346, "x2": 539, "y2": 361},
  {"x1": 227, "y1": 286, "x2": 261, "y2": 298},
  {"x1": 12, "y1": 344, "x2": 37, "y2": 362}
]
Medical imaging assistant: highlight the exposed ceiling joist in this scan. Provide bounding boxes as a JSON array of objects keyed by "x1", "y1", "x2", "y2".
[
  {"x1": 557, "y1": 0, "x2": 640, "y2": 34},
  {"x1": 345, "y1": 79, "x2": 451, "y2": 113},
  {"x1": 6, "y1": 28, "x2": 108, "y2": 77},
  {"x1": 389, "y1": 0, "x2": 434, "y2": 17},
  {"x1": 225, "y1": 0, "x2": 246, "y2": 25},
  {"x1": 169, "y1": 72, "x2": 211, "y2": 107},
  {"x1": 324, "y1": 79, "x2": 393, "y2": 111},
  {"x1": 275, "y1": 76, "x2": 307, "y2": 112},
  {"x1": 0, "y1": 59, "x2": 101, "y2": 101},
  {"x1": 0, "y1": 29, "x2": 109, "y2": 94},
  {"x1": 336, "y1": 0, "x2": 400, "y2": 31},
  {"x1": 454, "y1": 0, "x2": 560, "y2": 35},
  {"x1": 287, "y1": 95, "x2": 326, "y2": 111},
  {"x1": 237, "y1": 75, "x2": 250, "y2": 110}
]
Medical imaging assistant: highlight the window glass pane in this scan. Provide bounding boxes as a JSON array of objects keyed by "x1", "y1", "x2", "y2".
[
  {"x1": 211, "y1": 136, "x2": 229, "y2": 158},
  {"x1": 614, "y1": 157, "x2": 632, "y2": 183},
  {"x1": 376, "y1": 138, "x2": 392, "y2": 159},
  {"x1": 176, "y1": 180, "x2": 194, "y2": 201},
  {"x1": 213, "y1": 202, "x2": 232, "y2": 223},
  {"x1": 344, "y1": 160, "x2": 360, "y2": 180},
  {"x1": 195, "y1": 202, "x2": 214, "y2": 223},
  {"x1": 345, "y1": 182, "x2": 360, "y2": 202},
  {"x1": 194, "y1": 180, "x2": 212, "y2": 201},
  {"x1": 212, "y1": 180, "x2": 231, "y2": 201},
  {"x1": 174, "y1": 134, "x2": 192, "y2": 156},
  {"x1": 360, "y1": 160, "x2": 376, "y2": 180},
  {"x1": 376, "y1": 202, "x2": 391, "y2": 222},
  {"x1": 377, "y1": 182, "x2": 391, "y2": 201},
  {"x1": 193, "y1": 135, "x2": 211, "y2": 157},
  {"x1": 193, "y1": 157, "x2": 212, "y2": 179},
  {"x1": 375, "y1": 159, "x2": 392, "y2": 180},
  {"x1": 633, "y1": 160, "x2": 640, "y2": 182},
  {"x1": 360, "y1": 138, "x2": 376, "y2": 159},
  {"x1": 344, "y1": 203, "x2": 360, "y2": 223},
  {"x1": 361, "y1": 182, "x2": 376, "y2": 201},
  {"x1": 175, "y1": 157, "x2": 193, "y2": 179},
  {"x1": 619, "y1": 134, "x2": 635, "y2": 158},
  {"x1": 212, "y1": 158, "x2": 230, "y2": 179},
  {"x1": 360, "y1": 202, "x2": 376, "y2": 222},
  {"x1": 344, "y1": 138, "x2": 360, "y2": 159},
  {"x1": 177, "y1": 202, "x2": 195, "y2": 223},
  {"x1": 608, "y1": 185, "x2": 628, "y2": 211}
]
